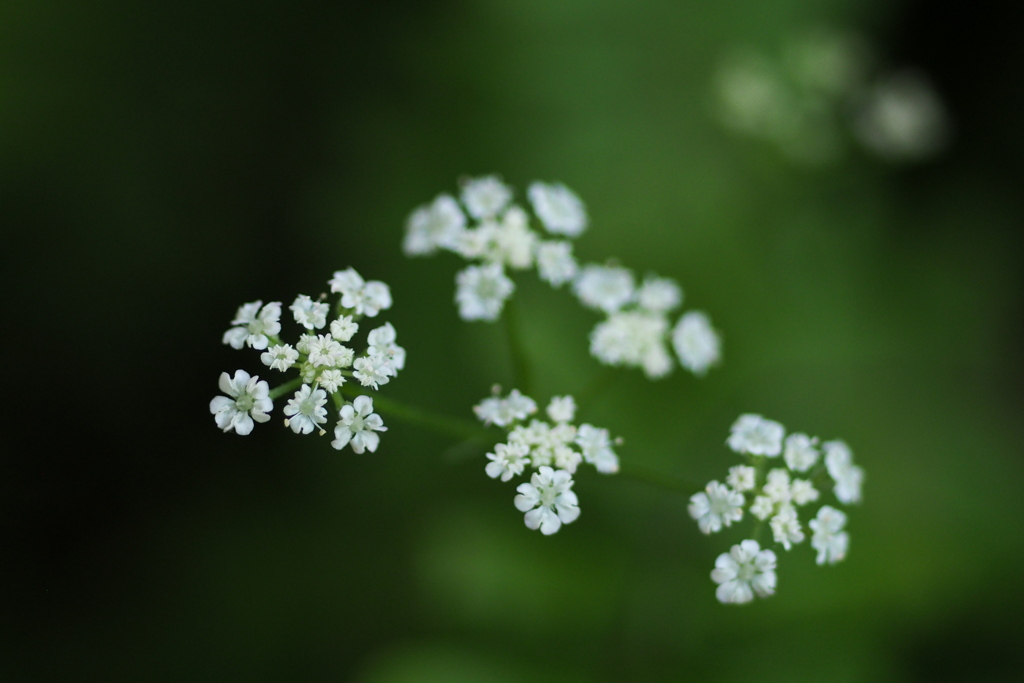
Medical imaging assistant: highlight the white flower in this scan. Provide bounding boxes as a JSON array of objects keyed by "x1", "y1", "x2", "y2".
[
  {"x1": 290, "y1": 295, "x2": 329, "y2": 330},
  {"x1": 514, "y1": 466, "x2": 581, "y2": 535},
  {"x1": 783, "y1": 433, "x2": 819, "y2": 472},
  {"x1": 474, "y1": 389, "x2": 538, "y2": 427},
  {"x1": 527, "y1": 181, "x2": 587, "y2": 237},
  {"x1": 330, "y1": 315, "x2": 359, "y2": 343},
  {"x1": 210, "y1": 370, "x2": 272, "y2": 435},
  {"x1": 575, "y1": 423, "x2": 619, "y2": 474},
  {"x1": 671, "y1": 311, "x2": 721, "y2": 376},
  {"x1": 282, "y1": 384, "x2": 328, "y2": 435},
  {"x1": 546, "y1": 396, "x2": 576, "y2": 424},
  {"x1": 789, "y1": 479, "x2": 819, "y2": 506},
  {"x1": 222, "y1": 300, "x2": 282, "y2": 350},
  {"x1": 637, "y1": 277, "x2": 683, "y2": 313},
  {"x1": 485, "y1": 441, "x2": 531, "y2": 482},
  {"x1": 711, "y1": 540, "x2": 777, "y2": 604},
  {"x1": 853, "y1": 70, "x2": 949, "y2": 162},
  {"x1": 307, "y1": 334, "x2": 352, "y2": 368},
  {"x1": 769, "y1": 504, "x2": 805, "y2": 550},
  {"x1": 367, "y1": 322, "x2": 406, "y2": 372},
  {"x1": 317, "y1": 369, "x2": 345, "y2": 393},
  {"x1": 492, "y1": 206, "x2": 536, "y2": 269},
  {"x1": 329, "y1": 268, "x2": 393, "y2": 317},
  {"x1": 727, "y1": 414, "x2": 785, "y2": 456},
  {"x1": 403, "y1": 193, "x2": 466, "y2": 256},
  {"x1": 823, "y1": 440, "x2": 864, "y2": 504},
  {"x1": 353, "y1": 353, "x2": 392, "y2": 389},
  {"x1": 455, "y1": 263, "x2": 515, "y2": 321},
  {"x1": 762, "y1": 468, "x2": 792, "y2": 503},
  {"x1": 689, "y1": 481, "x2": 745, "y2": 534},
  {"x1": 461, "y1": 175, "x2": 512, "y2": 220},
  {"x1": 550, "y1": 445, "x2": 582, "y2": 474},
  {"x1": 573, "y1": 264, "x2": 635, "y2": 314},
  {"x1": 750, "y1": 495, "x2": 775, "y2": 520},
  {"x1": 809, "y1": 505, "x2": 849, "y2": 565},
  {"x1": 726, "y1": 464, "x2": 757, "y2": 492},
  {"x1": 589, "y1": 310, "x2": 672, "y2": 379},
  {"x1": 535, "y1": 241, "x2": 578, "y2": 287},
  {"x1": 452, "y1": 224, "x2": 497, "y2": 260},
  {"x1": 261, "y1": 344, "x2": 299, "y2": 372},
  {"x1": 332, "y1": 395, "x2": 387, "y2": 453}
]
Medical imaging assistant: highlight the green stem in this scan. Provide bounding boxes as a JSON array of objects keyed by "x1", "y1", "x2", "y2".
[
  {"x1": 503, "y1": 298, "x2": 531, "y2": 394},
  {"x1": 268, "y1": 377, "x2": 303, "y2": 400},
  {"x1": 342, "y1": 387, "x2": 491, "y2": 443}
]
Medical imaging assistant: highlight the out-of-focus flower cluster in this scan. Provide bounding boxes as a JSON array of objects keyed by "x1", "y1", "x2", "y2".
[
  {"x1": 210, "y1": 268, "x2": 400, "y2": 454},
  {"x1": 714, "y1": 28, "x2": 949, "y2": 164},
  {"x1": 403, "y1": 175, "x2": 721, "y2": 379},
  {"x1": 474, "y1": 389, "x2": 620, "y2": 535},
  {"x1": 690, "y1": 413, "x2": 864, "y2": 604}
]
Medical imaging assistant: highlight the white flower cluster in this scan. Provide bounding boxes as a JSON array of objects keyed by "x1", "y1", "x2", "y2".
[
  {"x1": 690, "y1": 413, "x2": 864, "y2": 604},
  {"x1": 403, "y1": 175, "x2": 587, "y2": 321},
  {"x1": 575, "y1": 265, "x2": 721, "y2": 379},
  {"x1": 714, "y1": 28, "x2": 949, "y2": 164},
  {"x1": 474, "y1": 390, "x2": 620, "y2": 535},
  {"x1": 403, "y1": 176, "x2": 721, "y2": 379},
  {"x1": 210, "y1": 268, "x2": 398, "y2": 454}
]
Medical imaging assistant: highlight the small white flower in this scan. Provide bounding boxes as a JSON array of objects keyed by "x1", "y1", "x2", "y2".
[
  {"x1": 823, "y1": 440, "x2": 864, "y2": 504},
  {"x1": 367, "y1": 322, "x2": 406, "y2": 372},
  {"x1": 853, "y1": 70, "x2": 949, "y2": 162},
  {"x1": 332, "y1": 395, "x2": 387, "y2": 453},
  {"x1": 711, "y1": 540, "x2": 777, "y2": 604},
  {"x1": 527, "y1": 181, "x2": 587, "y2": 237},
  {"x1": 546, "y1": 396, "x2": 576, "y2": 423},
  {"x1": 261, "y1": 344, "x2": 299, "y2": 372},
  {"x1": 492, "y1": 205, "x2": 536, "y2": 269},
  {"x1": 461, "y1": 175, "x2": 512, "y2": 220},
  {"x1": 689, "y1": 481, "x2": 745, "y2": 534},
  {"x1": 455, "y1": 263, "x2": 515, "y2": 321},
  {"x1": 282, "y1": 384, "x2": 328, "y2": 435},
  {"x1": 789, "y1": 478, "x2": 819, "y2": 506},
  {"x1": 210, "y1": 370, "x2": 273, "y2": 435},
  {"x1": 671, "y1": 311, "x2": 721, "y2": 376},
  {"x1": 474, "y1": 389, "x2": 537, "y2": 426},
  {"x1": 330, "y1": 315, "x2": 359, "y2": 343},
  {"x1": 514, "y1": 466, "x2": 581, "y2": 535},
  {"x1": 727, "y1": 414, "x2": 785, "y2": 456},
  {"x1": 307, "y1": 334, "x2": 352, "y2": 368},
  {"x1": 353, "y1": 353, "x2": 392, "y2": 390},
  {"x1": 317, "y1": 369, "x2": 345, "y2": 393},
  {"x1": 295, "y1": 333, "x2": 316, "y2": 354},
  {"x1": 452, "y1": 224, "x2": 497, "y2": 260},
  {"x1": 750, "y1": 495, "x2": 775, "y2": 520},
  {"x1": 222, "y1": 300, "x2": 282, "y2": 350},
  {"x1": 485, "y1": 441, "x2": 531, "y2": 482},
  {"x1": 809, "y1": 505, "x2": 849, "y2": 565},
  {"x1": 403, "y1": 193, "x2": 466, "y2": 256},
  {"x1": 290, "y1": 295, "x2": 329, "y2": 330},
  {"x1": 762, "y1": 468, "x2": 792, "y2": 504},
  {"x1": 589, "y1": 310, "x2": 672, "y2": 379},
  {"x1": 726, "y1": 464, "x2": 757, "y2": 492},
  {"x1": 329, "y1": 268, "x2": 393, "y2": 317},
  {"x1": 637, "y1": 277, "x2": 683, "y2": 313},
  {"x1": 783, "y1": 433, "x2": 820, "y2": 472},
  {"x1": 769, "y1": 504, "x2": 805, "y2": 550},
  {"x1": 575, "y1": 423, "x2": 619, "y2": 474},
  {"x1": 551, "y1": 445, "x2": 583, "y2": 474},
  {"x1": 573, "y1": 264, "x2": 635, "y2": 314},
  {"x1": 535, "y1": 241, "x2": 578, "y2": 287}
]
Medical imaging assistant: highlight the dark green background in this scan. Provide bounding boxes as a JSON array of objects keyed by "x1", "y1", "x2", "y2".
[{"x1": 4, "y1": 0, "x2": 1023, "y2": 680}]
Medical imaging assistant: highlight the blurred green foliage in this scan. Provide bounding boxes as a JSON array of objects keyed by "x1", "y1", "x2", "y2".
[{"x1": 3, "y1": 0, "x2": 1023, "y2": 681}]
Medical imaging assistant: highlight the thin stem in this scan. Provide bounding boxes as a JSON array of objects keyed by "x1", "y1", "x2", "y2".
[
  {"x1": 342, "y1": 387, "x2": 490, "y2": 443},
  {"x1": 503, "y1": 298, "x2": 531, "y2": 394},
  {"x1": 268, "y1": 377, "x2": 303, "y2": 400},
  {"x1": 618, "y1": 461, "x2": 702, "y2": 495}
]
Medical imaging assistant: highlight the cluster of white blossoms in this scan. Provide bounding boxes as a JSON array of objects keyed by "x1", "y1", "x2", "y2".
[
  {"x1": 403, "y1": 175, "x2": 721, "y2": 379},
  {"x1": 474, "y1": 390, "x2": 620, "y2": 535},
  {"x1": 210, "y1": 268, "x2": 400, "y2": 454},
  {"x1": 714, "y1": 28, "x2": 949, "y2": 164},
  {"x1": 576, "y1": 265, "x2": 721, "y2": 379},
  {"x1": 403, "y1": 175, "x2": 587, "y2": 321},
  {"x1": 689, "y1": 413, "x2": 864, "y2": 604}
]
